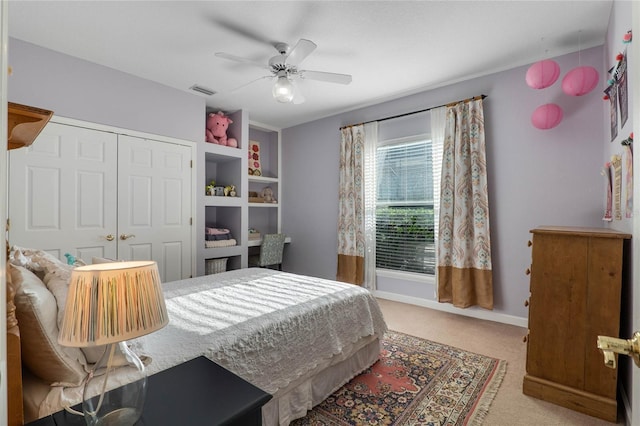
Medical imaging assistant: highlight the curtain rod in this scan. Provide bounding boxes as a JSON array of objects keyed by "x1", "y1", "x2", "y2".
[{"x1": 339, "y1": 94, "x2": 487, "y2": 131}]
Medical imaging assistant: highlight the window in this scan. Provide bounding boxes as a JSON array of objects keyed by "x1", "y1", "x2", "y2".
[{"x1": 375, "y1": 136, "x2": 436, "y2": 275}]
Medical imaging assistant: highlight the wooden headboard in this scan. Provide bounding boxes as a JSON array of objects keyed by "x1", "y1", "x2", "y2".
[{"x1": 6, "y1": 102, "x2": 53, "y2": 425}]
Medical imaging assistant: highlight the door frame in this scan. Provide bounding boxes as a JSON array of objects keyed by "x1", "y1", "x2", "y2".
[
  {"x1": 0, "y1": 0, "x2": 9, "y2": 423},
  {"x1": 631, "y1": 2, "x2": 639, "y2": 425}
]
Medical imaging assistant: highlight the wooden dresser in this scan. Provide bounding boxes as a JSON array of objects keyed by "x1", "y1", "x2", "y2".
[{"x1": 523, "y1": 226, "x2": 631, "y2": 422}]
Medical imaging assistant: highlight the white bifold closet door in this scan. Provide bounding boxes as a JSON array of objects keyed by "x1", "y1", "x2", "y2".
[
  {"x1": 8, "y1": 122, "x2": 192, "y2": 282},
  {"x1": 117, "y1": 135, "x2": 192, "y2": 282}
]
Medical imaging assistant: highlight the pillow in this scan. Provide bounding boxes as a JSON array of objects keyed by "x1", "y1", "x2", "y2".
[
  {"x1": 11, "y1": 265, "x2": 88, "y2": 387},
  {"x1": 10, "y1": 246, "x2": 74, "y2": 338},
  {"x1": 12, "y1": 248, "x2": 146, "y2": 366},
  {"x1": 9, "y1": 246, "x2": 74, "y2": 281}
]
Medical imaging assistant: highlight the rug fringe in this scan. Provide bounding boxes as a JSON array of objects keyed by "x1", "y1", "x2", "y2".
[{"x1": 466, "y1": 359, "x2": 508, "y2": 425}]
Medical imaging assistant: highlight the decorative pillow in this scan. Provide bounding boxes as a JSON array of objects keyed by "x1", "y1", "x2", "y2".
[
  {"x1": 10, "y1": 246, "x2": 74, "y2": 280},
  {"x1": 12, "y1": 247, "x2": 146, "y2": 367},
  {"x1": 11, "y1": 265, "x2": 88, "y2": 387}
]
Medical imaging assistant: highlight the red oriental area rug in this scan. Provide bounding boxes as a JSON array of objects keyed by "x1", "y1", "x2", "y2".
[{"x1": 292, "y1": 330, "x2": 507, "y2": 426}]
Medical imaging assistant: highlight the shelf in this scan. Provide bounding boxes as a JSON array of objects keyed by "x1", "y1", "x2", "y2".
[
  {"x1": 248, "y1": 176, "x2": 278, "y2": 183},
  {"x1": 204, "y1": 196, "x2": 242, "y2": 207},
  {"x1": 8, "y1": 102, "x2": 53, "y2": 150},
  {"x1": 249, "y1": 202, "x2": 279, "y2": 208},
  {"x1": 204, "y1": 245, "x2": 243, "y2": 258},
  {"x1": 204, "y1": 143, "x2": 243, "y2": 160}
]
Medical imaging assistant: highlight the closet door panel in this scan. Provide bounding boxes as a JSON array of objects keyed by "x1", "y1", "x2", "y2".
[
  {"x1": 118, "y1": 135, "x2": 192, "y2": 281},
  {"x1": 9, "y1": 123, "x2": 118, "y2": 260}
]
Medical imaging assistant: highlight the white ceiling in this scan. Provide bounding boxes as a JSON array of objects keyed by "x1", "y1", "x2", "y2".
[{"x1": 7, "y1": 1, "x2": 613, "y2": 129}]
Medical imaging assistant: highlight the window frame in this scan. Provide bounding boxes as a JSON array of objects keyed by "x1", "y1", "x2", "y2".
[{"x1": 374, "y1": 133, "x2": 436, "y2": 278}]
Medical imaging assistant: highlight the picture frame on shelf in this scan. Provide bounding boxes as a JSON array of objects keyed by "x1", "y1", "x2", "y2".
[{"x1": 248, "y1": 140, "x2": 262, "y2": 176}]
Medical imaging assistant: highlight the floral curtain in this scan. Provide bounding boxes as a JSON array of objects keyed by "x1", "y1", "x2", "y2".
[
  {"x1": 362, "y1": 122, "x2": 378, "y2": 291},
  {"x1": 337, "y1": 124, "x2": 365, "y2": 285},
  {"x1": 437, "y1": 98, "x2": 493, "y2": 309}
]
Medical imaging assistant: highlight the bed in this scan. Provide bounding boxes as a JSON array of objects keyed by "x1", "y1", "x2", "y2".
[{"x1": 6, "y1": 248, "x2": 387, "y2": 425}]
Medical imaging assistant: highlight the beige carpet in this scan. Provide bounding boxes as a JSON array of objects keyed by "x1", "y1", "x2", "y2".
[{"x1": 377, "y1": 298, "x2": 626, "y2": 426}]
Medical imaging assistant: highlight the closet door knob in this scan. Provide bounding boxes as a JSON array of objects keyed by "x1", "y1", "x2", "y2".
[
  {"x1": 120, "y1": 234, "x2": 136, "y2": 240},
  {"x1": 104, "y1": 234, "x2": 115, "y2": 241}
]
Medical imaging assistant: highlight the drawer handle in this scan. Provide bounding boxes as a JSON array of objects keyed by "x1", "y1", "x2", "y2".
[
  {"x1": 523, "y1": 334, "x2": 528, "y2": 343},
  {"x1": 525, "y1": 268, "x2": 531, "y2": 275},
  {"x1": 527, "y1": 240, "x2": 532, "y2": 247},
  {"x1": 524, "y1": 299, "x2": 529, "y2": 307}
]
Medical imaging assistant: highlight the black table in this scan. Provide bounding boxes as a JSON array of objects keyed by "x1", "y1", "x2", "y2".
[{"x1": 27, "y1": 356, "x2": 272, "y2": 426}]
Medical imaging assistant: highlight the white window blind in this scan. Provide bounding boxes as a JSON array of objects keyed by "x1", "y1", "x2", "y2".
[{"x1": 375, "y1": 138, "x2": 436, "y2": 275}]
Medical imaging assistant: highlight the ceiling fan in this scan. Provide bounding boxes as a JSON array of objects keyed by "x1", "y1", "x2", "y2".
[{"x1": 215, "y1": 39, "x2": 352, "y2": 104}]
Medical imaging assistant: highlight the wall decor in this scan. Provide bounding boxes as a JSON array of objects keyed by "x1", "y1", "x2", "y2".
[
  {"x1": 248, "y1": 140, "x2": 262, "y2": 176},
  {"x1": 616, "y1": 52, "x2": 628, "y2": 127},
  {"x1": 602, "y1": 161, "x2": 613, "y2": 222},
  {"x1": 604, "y1": 84, "x2": 618, "y2": 141},
  {"x1": 622, "y1": 133, "x2": 633, "y2": 218},
  {"x1": 526, "y1": 59, "x2": 560, "y2": 89},
  {"x1": 531, "y1": 103, "x2": 563, "y2": 130},
  {"x1": 611, "y1": 154, "x2": 622, "y2": 221},
  {"x1": 561, "y1": 65, "x2": 599, "y2": 96}
]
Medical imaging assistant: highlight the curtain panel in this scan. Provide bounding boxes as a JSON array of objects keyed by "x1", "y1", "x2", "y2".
[
  {"x1": 337, "y1": 125, "x2": 365, "y2": 285},
  {"x1": 362, "y1": 122, "x2": 378, "y2": 291},
  {"x1": 437, "y1": 98, "x2": 493, "y2": 309}
]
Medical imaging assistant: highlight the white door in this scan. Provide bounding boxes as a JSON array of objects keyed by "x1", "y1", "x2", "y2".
[
  {"x1": 117, "y1": 135, "x2": 192, "y2": 282},
  {"x1": 9, "y1": 123, "x2": 118, "y2": 261}
]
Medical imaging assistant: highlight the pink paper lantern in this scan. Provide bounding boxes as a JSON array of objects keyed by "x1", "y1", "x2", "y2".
[
  {"x1": 561, "y1": 66, "x2": 599, "y2": 96},
  {"x1": 526, "y1": 60, "x2": 560, "y2": 89},
  {"x1": 531, "y1": 103, "x2": 563, "y2": 129}
]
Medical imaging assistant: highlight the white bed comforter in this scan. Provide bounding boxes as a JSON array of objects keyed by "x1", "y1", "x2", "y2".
[{"x1": 40, "y1": 268, "x2": 387, "y2": 415}]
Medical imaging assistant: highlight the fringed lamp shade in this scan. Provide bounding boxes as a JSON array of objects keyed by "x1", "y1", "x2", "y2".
[
  {"x1": 59, "y1": 261, "x2": 169, "y2": 347},
  {"x1": 526, "y1": 59, "x2": 560, "y2": 89}
]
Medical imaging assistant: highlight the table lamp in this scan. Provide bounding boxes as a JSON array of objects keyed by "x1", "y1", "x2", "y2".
[{"x1": 58, "y1": 261, "x2": 169, "y2": 426}]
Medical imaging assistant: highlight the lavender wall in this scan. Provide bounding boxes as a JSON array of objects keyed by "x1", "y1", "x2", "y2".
[
  {"x1": 8, "y1": 38, "x2": 203, "y2": 142},
  {"x1": 282, "y1": 45, "x2": 605, "y2": 321}
]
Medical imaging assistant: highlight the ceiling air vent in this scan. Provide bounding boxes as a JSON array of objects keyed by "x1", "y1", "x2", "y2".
[{"x1": 189, "y1": 84, "x2": 216, "y2": 96}]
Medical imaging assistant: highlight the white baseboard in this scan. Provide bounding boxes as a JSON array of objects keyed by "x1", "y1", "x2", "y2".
[{"x1": 374, "y1": 290, "x2": 529, "y2": 328}]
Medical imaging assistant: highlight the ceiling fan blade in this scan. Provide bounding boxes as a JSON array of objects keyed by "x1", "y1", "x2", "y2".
[
  {"x1": 286, "y1": 39, "x2": 317, "y2": 66},
  {"x1": 291, "y1": 80, "x2": 305, "y2": 104},
  {"x1": 229, "y1": 75, "x2": 273, "y2": 93},
  {"x1": 215, "y1": 52, "x2": 270, "y2": 70},
  {"x1": 300, "y1": 70, "x2": 352, "y2": 85}
]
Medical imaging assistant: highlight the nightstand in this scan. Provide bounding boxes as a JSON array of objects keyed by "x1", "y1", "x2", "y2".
[{"x1": 27, "y1": 356, "x2": 272, "y2": 425}]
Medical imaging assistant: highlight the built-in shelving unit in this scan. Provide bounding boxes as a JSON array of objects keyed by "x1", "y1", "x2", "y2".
[
  {"x1": 196, "y1": 112, "x2": 282, "y2": 276},
  {"x1": 248, "y1": 121, "x2": 281, "y2": 237}
]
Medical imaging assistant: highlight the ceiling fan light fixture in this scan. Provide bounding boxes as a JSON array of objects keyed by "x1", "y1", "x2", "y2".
[{"x1": 273, "y1": 74, "x2": 294, "y2": 103}]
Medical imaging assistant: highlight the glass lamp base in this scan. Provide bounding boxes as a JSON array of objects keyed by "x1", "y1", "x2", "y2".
[
  {"x1": 91, "y1": 407, "x2": 141, "y2": 426},
  {"x1": 83, "y1": 342, "x2": 147, "y2": 426}
]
